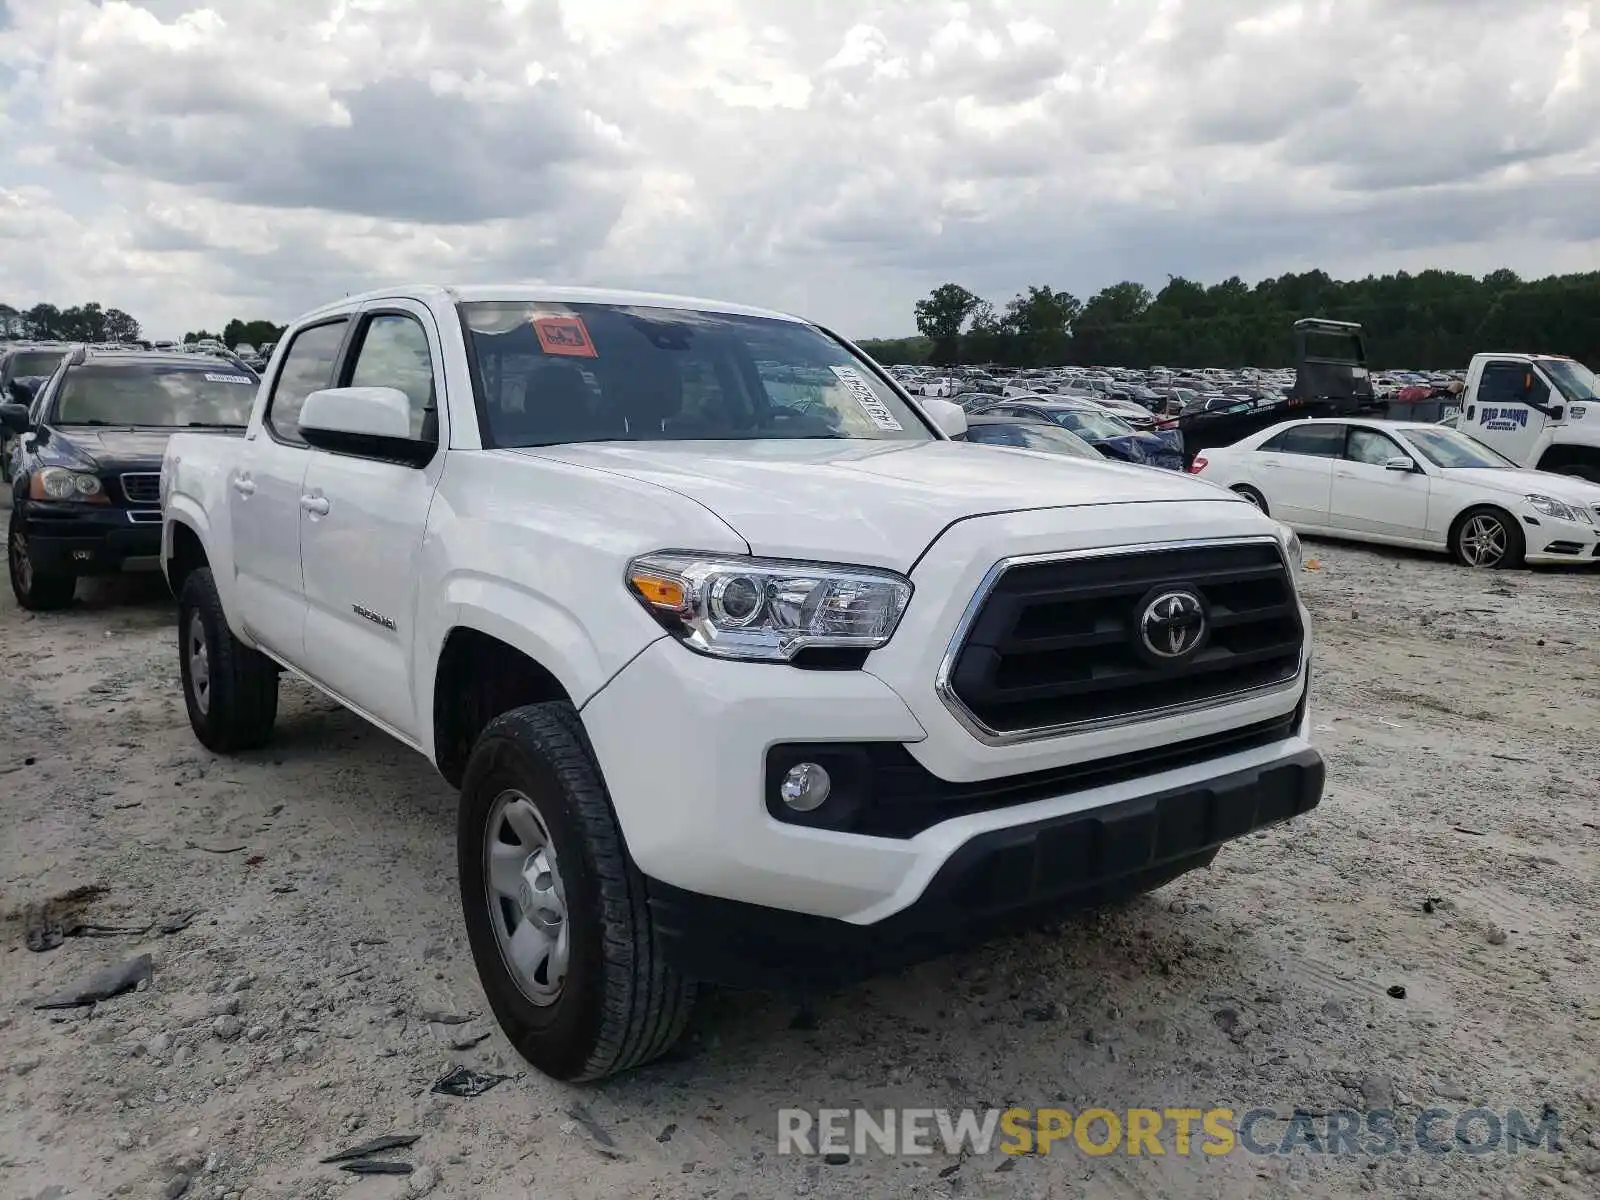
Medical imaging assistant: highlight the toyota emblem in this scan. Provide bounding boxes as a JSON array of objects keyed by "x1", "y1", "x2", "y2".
[{"x1": 1138, "y1": 589, "x2": 1208, "y2": 660}]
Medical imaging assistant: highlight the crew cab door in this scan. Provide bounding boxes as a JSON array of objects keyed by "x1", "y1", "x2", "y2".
[
  {"x1": 232, "y1": 318, "x2": 350, "y2": 659},
  {"x1": 1330, "y1": 426, "x2": 1431, "y2": 539},
  {"x1": 1466, "y1": 360, "x2": 1552, "y2": 467},
  {"x1": 297, "y1": 303, "x2": 444, "y2": 740}
]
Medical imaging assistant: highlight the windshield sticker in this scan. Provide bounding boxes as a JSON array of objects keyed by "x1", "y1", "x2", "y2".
[
  {"x1": 204, "y1": 373, "x2": 254, "y2": 385},
  {"x1": 532, "y1": 315, "x2": 597, "y2": 358},
  {"x1": 830, "y1": 366, "x2": 903, "y2": 431}
]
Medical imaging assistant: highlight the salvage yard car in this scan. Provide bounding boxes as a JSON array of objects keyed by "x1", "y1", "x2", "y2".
[
  {"x1": 1192, "y1": 418, "x2": 1600, "y2": 567},
  {"x1": 160, "y1": 285, "x2": 1323, "y2": 1081},
  {"x1": 4, "y1": 347, "x2": 255, "y2": 608}
]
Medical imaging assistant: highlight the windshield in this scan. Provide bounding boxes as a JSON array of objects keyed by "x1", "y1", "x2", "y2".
[
  {"x1": 1539, "y1": 358, "x2": 1597, "y2": 403},
  {"x1": 9, "y1": 350, "x2": 66, "y2": 378},
  {"x1": 459, "y1": 301, "x2": 931, "y2": 446},
  {"x1": 1054, "y1": 408, "x2": 1135, "y2": 439},
  {"x1": 51, "y1": 364, "x2": 257, "y2": 427},
  {"x1": 1402, "y1": 427, "x2": 1520, "y2": 469}
]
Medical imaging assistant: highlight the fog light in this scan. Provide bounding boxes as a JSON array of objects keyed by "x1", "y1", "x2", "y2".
[{"x1": 779, "y1": 762, "x2": 831, "y2": 812}]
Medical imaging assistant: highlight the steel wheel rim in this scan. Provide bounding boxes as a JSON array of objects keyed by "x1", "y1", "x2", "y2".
[
  {"x1": 186, "y1": 611, "x2": 212, "y2": 714},
  {"x1": 11, "y1": 527, "x2": 31, "y2": 593},
  {"x1": 1460, "y1": 515, "x2": 1506, "y2": 567},
  {"x1": 485, "y1": 789, "x2": 570, "y2": 1006}
]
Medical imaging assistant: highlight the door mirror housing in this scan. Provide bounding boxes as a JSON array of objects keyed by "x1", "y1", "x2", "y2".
[
  {"x1": 921, "y1": 397, "x2": 968, "y2": 439},
  {"x1": 299, "y1": 387, "x2": 434, "y2": 467},
  {"x1": 1384, "y1": 455, "x2": 1417, "y2": 472},
  {"x1": 1547, "y1": 405, "x2": 1565, "y2": 422},
  {"x1": 0, "y1": 402, "x2": 32, "y2": 434},
  {"x1": 6, "y1": 379, "x2": 35, "y2": 405}
]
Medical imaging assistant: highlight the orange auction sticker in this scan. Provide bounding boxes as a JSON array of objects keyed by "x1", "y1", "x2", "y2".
[{"x1": 532, "y1": 315, "x2": 598, "y2": 358}]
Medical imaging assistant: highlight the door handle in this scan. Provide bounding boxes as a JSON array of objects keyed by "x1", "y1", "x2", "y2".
[
  {"x1": 300, "y1": 495, "x2": 330, "y2": 516},
  {"x1": 232, "y1": 477, "x2": 256, "y2": 496},
  {"x1": 1334, "y1": 470, "x2": 1354, "y2": 478}
]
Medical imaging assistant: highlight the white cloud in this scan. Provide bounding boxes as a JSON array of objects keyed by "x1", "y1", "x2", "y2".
[{"x1": 0, "y1": 0, "x2": 1597, "y2": 339}]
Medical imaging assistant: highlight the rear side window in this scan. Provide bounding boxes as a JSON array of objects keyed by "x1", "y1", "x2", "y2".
[
  {"x1": 267, "y1": 320, "x2": 348, "y2": 444},
  {"x1": 1260, "y1": 423, "x2": 1346, "y2": 457}
]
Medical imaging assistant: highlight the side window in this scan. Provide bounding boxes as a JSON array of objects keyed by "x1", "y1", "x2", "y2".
[
  {"x1": 1346, "y1": 428, "x2": 1404, "y2": 466},
  {"x1": 1261, "y1": 423, "x2": 1346, "y2": 457},
  {"x1": 1476, "y1": 362, "x2": 1526, "y2": 406},
  {"x1": 345, "y1": 314, "x2": 437, "y2": 441},
  {"x1": 267, "y1": 320, "x2": 348, "y2": 444}
]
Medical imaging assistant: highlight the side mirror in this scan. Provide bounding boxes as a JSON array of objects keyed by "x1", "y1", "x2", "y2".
[
  {"x1": 0, "y1": 402, "x2": 32, "y2": 434},
  {"x1": 1547, "y1": 405, "x2": 1565, "y2": 422},
  {"x1": 6, "y1": 379, "x2": 35, "y2": 405},
  {"x1": 921, "y1": 397, "x2": 968, "y2": 439},
  {"x1": 299, "y1": 387, "x2": 434, "y2": 468},
  {"x1": 1384, "y1": 455, "x2": 1417, "y2": 472}
]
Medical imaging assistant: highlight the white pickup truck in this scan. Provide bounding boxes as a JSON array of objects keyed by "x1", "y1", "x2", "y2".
[
  {"x1": 1456, "y1": 352, "x2": 1599, "y2": 480},
  {"x1": 160, "y1": 285, "x2": 1323, "y2": 1081}
]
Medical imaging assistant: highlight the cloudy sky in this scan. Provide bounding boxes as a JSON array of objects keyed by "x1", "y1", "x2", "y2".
[{"x1": 1, "y1": 0, "x2": 1596, "y2": 339}]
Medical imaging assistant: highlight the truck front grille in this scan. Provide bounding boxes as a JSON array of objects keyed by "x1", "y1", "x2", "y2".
[
  {"x1": 120, "y1": 473, "x2": 161, "y2": 505},
  {"x1": 942, "y1": 539, "x2": 1303, "y2": 740}
]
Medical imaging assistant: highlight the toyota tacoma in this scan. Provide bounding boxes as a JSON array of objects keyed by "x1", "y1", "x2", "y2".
[{"x1": 160, "y1": 285, "x2": 1323, "y2": 1081}]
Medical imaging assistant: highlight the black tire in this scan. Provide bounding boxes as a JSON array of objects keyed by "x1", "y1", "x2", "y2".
[
  {"x1": 177, "y1": 567, "x2": 278, "y2": 751},
  {"x1": 8, "y1": 509, "x2": 76, "y2": 610},
  {"x1": 1231, "y1": 485, "x2": 1269, "y2": 515},
  {"x1": 458, "y1": 702, "x2": 694, "y2": 1081},
  {"x1": 1548, "y1": 463, "x2": 1600, "y2": 484},
  {"x1": 1450, "y1": 505, "x2": 1525, "y2": 569}
]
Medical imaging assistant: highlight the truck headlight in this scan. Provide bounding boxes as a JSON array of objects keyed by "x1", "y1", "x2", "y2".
[
  {"x1": 626, "y1": 552, "x2": 913, "y2": 662},
  {"x1": 30, "y1": 467, "x2": 107, "y2": 503},
  {"x1": 1525, "y1": 494, "x2": 1579, "y2": 523}
]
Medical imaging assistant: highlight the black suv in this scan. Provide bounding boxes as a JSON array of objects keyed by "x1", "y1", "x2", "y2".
[{"x1": 3, "y1": 347, "x2": 256, "y2": 609}]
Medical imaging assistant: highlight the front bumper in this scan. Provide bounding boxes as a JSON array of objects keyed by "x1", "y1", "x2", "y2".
[
  {"x1": 22, "y1": 503, "x2": 162, "y2": 574},
  {"x1": 650, "y1": 747, "x2": 1323, "y2": 990},
  {"x1": 1520, "y1": 510, "x2": 1600, "y2": 564}
]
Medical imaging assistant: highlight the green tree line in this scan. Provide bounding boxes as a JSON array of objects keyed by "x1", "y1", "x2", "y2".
[
  {"x1": 2, "y1": 300, "x2": 285, "y2": 351},
  {"x1": 861, "y1": 269, "x2": 1600, "y2": 370}
]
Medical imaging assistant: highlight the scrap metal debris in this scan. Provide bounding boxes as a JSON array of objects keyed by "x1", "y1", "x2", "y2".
[
  {"x1": 34, "y1": 954, "x2": 153, "y2": 1009},
  {"x1": 339, "y1": 1161, "x2": 414, "y2": 1176},
  {"x1": 321, "y1": 1135, "x2": 421, "y2": 1163},
  {"x1": 431, "y1": 1065, "x2": 509, "y2": 1098}
]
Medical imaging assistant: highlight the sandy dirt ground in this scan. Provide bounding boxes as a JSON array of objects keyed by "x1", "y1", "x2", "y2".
[{"x1": 2, "y1": 517, "x2": 1598, "y2": 1200}]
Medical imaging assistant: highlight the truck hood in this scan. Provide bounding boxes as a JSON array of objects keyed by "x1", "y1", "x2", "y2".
[
  {"x1": 512, "y1": 440, "x2": 1239, "y2": 570},
  {"x1": 1445, "y1": 468, "x2": 1600, "y2": 506}
]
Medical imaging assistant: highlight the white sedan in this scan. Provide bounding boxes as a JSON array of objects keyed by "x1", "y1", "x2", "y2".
[{"x1": 1192, "y1": 418, "x2": 1600, "y2": 568}]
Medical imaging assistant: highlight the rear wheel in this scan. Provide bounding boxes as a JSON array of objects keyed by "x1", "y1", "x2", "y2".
[
  {"x1": 458, "y1": 702, "x2": 694, "y2": 1081},
  {"x1": 177, "y1": 567, "x2": 278, "y2": 751},
  {"x1": 1451, "y1": 506, "x2": 1524, "y2": 569},
  {"x1": 1231, "y1": 485, "x2": 1269, "y2": 515},
  {"x1": 8, "y1": 510, "x2": 76, "y2": 610}
]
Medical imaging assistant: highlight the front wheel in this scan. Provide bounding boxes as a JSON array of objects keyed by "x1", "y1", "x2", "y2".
[
  {"x1": 8, "y1": 511, "x2": 76, "y2": 610},
  {"x1": 1451, "y1": 506, "x2": 1525, "y2": 569},
  {"x1": 177, "y1": 567, "x2": 279, "y2": 751},
  {"x1": 458, "y1": 702, "x2": 694, "y2": 1081}
]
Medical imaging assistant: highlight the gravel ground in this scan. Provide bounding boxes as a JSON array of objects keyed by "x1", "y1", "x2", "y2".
[{"x1": 2, "y1": 522, "x2": 1597, "y2": 1200}]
